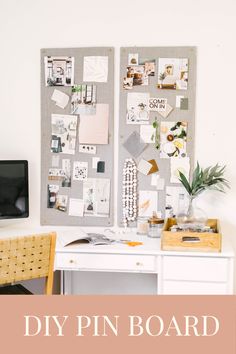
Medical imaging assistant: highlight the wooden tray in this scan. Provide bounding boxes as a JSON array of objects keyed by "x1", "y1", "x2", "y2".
[{"x1": 161, "y1": 218, "x2": 221, "y2": 252}]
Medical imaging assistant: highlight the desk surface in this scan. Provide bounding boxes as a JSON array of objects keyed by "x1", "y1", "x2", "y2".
[
  {"x1": 0, "y1": 226, "x2": 234, "y2": 258},
  {"x1": 55, "y1": 230, "x2": 235, "y2": 258}
]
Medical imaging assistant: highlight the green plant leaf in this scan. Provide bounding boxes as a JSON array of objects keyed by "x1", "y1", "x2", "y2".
[{"x1": 178, "y1": 171, "x2": 192, "y2": 195}]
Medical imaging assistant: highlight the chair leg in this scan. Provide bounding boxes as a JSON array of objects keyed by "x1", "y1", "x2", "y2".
[{"x1": 45, "y1": 275, "x2": 53, "y2": 295}]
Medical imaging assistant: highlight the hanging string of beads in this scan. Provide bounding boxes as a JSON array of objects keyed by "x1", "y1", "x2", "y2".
[{"x1": 122, "y1": 158, "x2": 137, "y2": 227}]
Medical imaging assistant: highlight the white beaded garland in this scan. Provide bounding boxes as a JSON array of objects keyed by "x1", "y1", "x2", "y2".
[{"x1": 122, "y1": 158, "x2": 138, "y2": 227}]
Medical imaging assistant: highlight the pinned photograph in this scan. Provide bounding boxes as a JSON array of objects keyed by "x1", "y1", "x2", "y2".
[
  {"x1": 48, "y1": 160, "x2": 71, "y2": 187},
  {"x1": 157, "y1": 58, "x2": 188, "y2": 90},
  {"x1": 71, "y1": 84, "x2": 96, "y2": 115},
  {"x1": 123, "y1": 77, "x2": 133, "y2": 90},
  {"x1": 47, "y1": 185, "x2": 67, "y2": 212},
  {"x1": 128, "y1": 53, "x2": 139, "y2": 65},
  {"x1": 160, "y1": 121, "x2": 187, "y2": 158},
  {"x1": 126, "y1": 65, "x2": 148, "y2": 86},
  {"x1": 165, "y1": 186, "x2": 188, "y2": 218},
  {"x1": 138, "y1": 190, "x2": 158, "y2": 217},
  {"x1": 61, "y1": 159, "x2": 71, "y2": 187},
  {"x1": 48, "y1": 168, "x2": 65, "y2": 181},
  {"x1": 170, "y1": 157, "x2": 190, "y2": 184},
  {"x1": 73, "y1": 161, "x2": 88, "y2": 181},
  {"x1": 47, "y1": 185, "x2": 59, "y2": 209},
  {"x1": 51, "y1": 114, "x2": 77, "y2": 155},
  {"x1": 139, "y1": 58, "x2": 156, "y2": 76},
  {"x1": 55, "y1": 195, "x2": 68, "y2": 212},
  {"x1": 44, "y1": 56, "x2": 74, "y2": 86},
  {"x1": 126, "y1": 92, "x2": 150, "y2": 124},
  {"x1": 83, "y1": 178, "x2": 110, "y2": 217}
]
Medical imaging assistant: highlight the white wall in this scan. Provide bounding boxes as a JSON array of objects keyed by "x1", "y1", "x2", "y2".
[{"x1": 0, "y1": 0, "x2": 236, "y2": 293}]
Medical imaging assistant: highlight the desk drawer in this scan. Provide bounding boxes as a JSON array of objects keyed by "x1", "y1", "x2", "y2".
[
  {"x1": 162, "y1": 256, "x2": 228, "y2": 282},
  {"x1": 56, "y1": 253, "x2": 156, "y2": 272},
  {"x1": 162, "y1": 280, "x2": 228, "y2": 295}
]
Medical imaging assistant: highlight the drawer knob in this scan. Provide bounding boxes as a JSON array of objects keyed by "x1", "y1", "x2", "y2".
[
  {"x1": 136, "y1": 262, "x2": 143, "y2": 266},
  {"x1": 69, "y1": 260, "x2": 74, "y2": 264}
]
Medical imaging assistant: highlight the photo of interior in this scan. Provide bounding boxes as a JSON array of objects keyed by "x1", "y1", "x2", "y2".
[{"x1": 0, "y1": 1, "x2": 235, "y2": 301}]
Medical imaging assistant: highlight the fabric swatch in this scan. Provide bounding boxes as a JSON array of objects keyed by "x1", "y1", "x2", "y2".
[{"x1": 123, "y1": 131, "x2": 147, "y2": 158}]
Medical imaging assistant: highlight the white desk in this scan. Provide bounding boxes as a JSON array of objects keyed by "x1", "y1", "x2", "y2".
[{"x1": 55, "y1": 230, "x2": 235, "y2": 295}]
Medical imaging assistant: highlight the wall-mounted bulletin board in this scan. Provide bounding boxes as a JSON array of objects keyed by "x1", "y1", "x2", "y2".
[
  {"x1": 41, "y1": 47, "x2": 114, "y2": 226},
  {"x1": 118, "y1": 47, "x2": 196, "y2": 227}
]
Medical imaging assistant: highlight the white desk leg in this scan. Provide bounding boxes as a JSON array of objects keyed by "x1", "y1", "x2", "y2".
[
  {"x1": 60, "y1": 270, "x2": 66, "y2": 295},
  {"x1": 63, "y1": 271, "x2": 73, "y2": 295},
  {"x1": 157, "y1": 256, "x2": 163, "y2": 295}
]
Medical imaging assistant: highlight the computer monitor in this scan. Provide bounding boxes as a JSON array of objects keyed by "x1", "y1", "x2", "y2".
[{"x1": 0, "y1": 160, "x2": 29, "y2": 219}]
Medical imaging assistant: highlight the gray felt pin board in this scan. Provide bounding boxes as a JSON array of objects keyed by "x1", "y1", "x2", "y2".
[
  {"x1": 40, "y1": 47, "x2": 114, "y2": 226},
  {"x1": 118, "y1": 47, "x2": 197, "y2": 226}
]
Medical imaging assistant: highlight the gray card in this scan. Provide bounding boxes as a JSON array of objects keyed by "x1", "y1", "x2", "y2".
[
  {"x1": 180, "y1": 97, "x2": 189, "y2": 110},
  {"x1": 123, "y1": 131, "x2": 147, "y2": 158}
]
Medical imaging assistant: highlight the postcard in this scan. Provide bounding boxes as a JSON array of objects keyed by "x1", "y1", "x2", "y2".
[
  {"x1": 44, "y1": 56, "x2": 74, "y2": 86},
  {"x1": 92, "y1": 157, "x2": 100, "y2": 169},
  {"x1": 48, "y1": 168, "x2": 65, "y2": 181},
  {"x1": 123, "y1": 77, "x2": 133, "y2": 90},
  {"x1": 165, "y1": 186, "x2": 189, "y2": 218},
  {"x1": 61, "y1": 159, "x2": 71, "y2": 187},
  {"x1": 180, "y1": 97, "x2": 189, "y2": 110},
  {"x1": 83, "y1": 178, "x2": 110, "y2": 217},
  {"x1": 148, "y1": 98, "x2": 167, "y2": 112},
  {"x1": 51, "y1": 89, "x2": 69, "y2": 109},
  {"x1": 176, "y1": 95, "x2": 185, "y2": 108},
  {"x1": 68, "y1": 198, "x2": 84, "y2": 217},
  {"x1": 79, "y1": 104, "x2": 109, "y2": 144},
  {"x1": 157, "y1": 103, "x2": 173, "y2": 118},
  {"x1": 55, "y1": 195, "x2": 68, "y2": 212},
  {"x1": 137, "y1": 159, "x2": 153, "y2": 175},
  {"x1": 126, "y1": 92, "x2": 150, "y2": 124},
  {"x1": 160, "y1": 121, "x2": 187, "y2": 158},
  {"x1": 126, "y1": 65, "x2": 148, "y2": 86},
  {"x1": 47, "y1": 185, "x2": 68, "y2": 212},
  {"x1": 83, "y1": 56, "x2": 108, "y2": 82},
  {"x1": 47, "y1": 184, "x2": 59, "y2": 209},
  {"x1": 79, "y1": 144, "x2": 97, "y2": 155},
  {"x1": 170, "y1": 157, "x2": 190, "y2": 183},
  {"x1": 157, "y1": 58, "x2": 188, "y2": 90},
  {"x1": 139, "y1": 58, "x2": 156, "y2": 76},
  {"x1": 140, "y1": 124, "x2": 156, "y2": 143},
  {"x1": 71, "y1": 84, "x2": 96, "y2": 115},
  {"x1": 73, "y1": 161, "x2": 88, "y2": 181},
  {"x1": 128, "y1": 53, "x2": 139, "y2": 65},
  {"x1": 138, "y1": 190, "x2": 158, "y2": 217},
  {"x1": 51, "y1": 114, "x2": 77, "y2": 155}
]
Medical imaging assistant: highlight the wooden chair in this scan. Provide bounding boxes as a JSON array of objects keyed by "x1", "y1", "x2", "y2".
[{"x1": 0, "y1": 232, "x2": 56, "y2": 295}]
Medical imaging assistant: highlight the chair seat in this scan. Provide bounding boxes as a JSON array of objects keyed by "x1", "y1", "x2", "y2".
[{"x1": 0, "y1": 284, "x2": 33, "y2": 295}]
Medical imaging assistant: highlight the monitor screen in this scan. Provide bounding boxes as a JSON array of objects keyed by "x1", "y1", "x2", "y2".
[{"x1": 0, "y1": 160, "x2": 29, "y2": 219}]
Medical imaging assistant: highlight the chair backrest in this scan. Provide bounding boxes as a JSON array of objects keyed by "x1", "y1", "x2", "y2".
[{"x1": 0, "y1": 232, "x2": 56, "y2": 295}]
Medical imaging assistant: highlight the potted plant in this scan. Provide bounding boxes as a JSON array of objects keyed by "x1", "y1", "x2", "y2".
[
  {"x1": 177, "y1": 162, "x2": 229, "y2": 229},
  {"x1": 158, "y1": 72, "x2": 166, "y2": 88}
]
